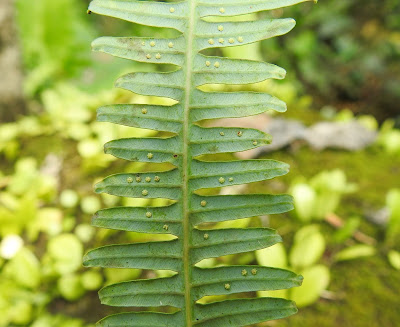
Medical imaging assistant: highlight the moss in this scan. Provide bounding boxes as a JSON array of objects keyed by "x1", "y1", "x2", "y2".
[
  {"x1": 263, "y1": 146, "x2": 400, "y2": 208},
  {"x1": 283, "y1": 106, "x2": 322, "y2": 126},
  {"x1": 251, "y1": 145, "x2": 400, "y2": 327},
  {"x1": 275, "y1": 255, "x2": 400, "y2": 327}
]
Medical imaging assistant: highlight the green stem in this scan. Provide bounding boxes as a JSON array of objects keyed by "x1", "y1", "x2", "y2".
[{"x1": 182, "y1": 0, "x2": 197, "y2": 326}]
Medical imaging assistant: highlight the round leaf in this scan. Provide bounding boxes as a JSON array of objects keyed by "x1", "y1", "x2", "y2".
[
  {"x1": 4, "y1": 247, "x2": 40, "y2": 289},
  {"x1": 48, "y1": 233, "x2": 83, "y2": 274},
  {"x1": 58, "y1": 274, "x2": 85, "y2": 301},
  {"x1": 291, "y1": 183, "x2": 316, "y2": 222},
  {"x1": 388, "y1": 250, "x2": 400, "y2": 270},
  {"x1": 60, "y1": 189, "x2": 79, "y2": 208},
  {"x1": 289, "y1": 225, "x2": 325, "y2": 268},
  {"x1": 81, "y1": 270, "x2": 103, "y2": 290},
  {"x1": 290, "y1": 264, "x2": 330, "y2": 307},
  {"x1": 256, "y1": 243, "x2": 287, "y2": 269}
]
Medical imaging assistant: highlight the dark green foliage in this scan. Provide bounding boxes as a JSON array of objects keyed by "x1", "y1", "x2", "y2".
[{"x1": 266, "y1": 0, "x2": 400, "y2": 121}]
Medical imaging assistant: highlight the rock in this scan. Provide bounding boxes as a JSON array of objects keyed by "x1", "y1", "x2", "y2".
[
  {"x1": 235, "y1": 118, "x2": 306, "y2": 159},
  {"x1": 264, "y1": 118, "x2": 307, "y2": 151},
  {"x1": 211, "y1": 116, "x2": 377, "y2": 159},
  {"x1": 365, "y1": 207, "x2": 390, "y2": 226},
  {"x1": 304, "y1": 121, "x2": 377, "y2": 151}
]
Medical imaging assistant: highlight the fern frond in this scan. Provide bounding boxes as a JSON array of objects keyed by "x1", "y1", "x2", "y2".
[{"x1": 84, "y1": 0, "x2": 316, "y2": 326}]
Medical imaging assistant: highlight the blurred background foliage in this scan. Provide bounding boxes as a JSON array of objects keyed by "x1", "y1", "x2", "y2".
[{"x1": 0, "y1": 0, "x2": 399, "y2": 326}]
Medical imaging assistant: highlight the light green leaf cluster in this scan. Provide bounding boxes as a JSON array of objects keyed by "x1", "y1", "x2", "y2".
[
  {"x1": 256, "y1": 225, "x2": 329, "y2": 308},
  {"x1": 388, "y1": 250, "x2": 400, "y2": 270},
  {"x1": 290, "y1": 169, "x2": 357, "y2": 222},
  {"x1": 0, "y1": 149, "x2": 106, "y2": 326},
  {"x1": 386, "y1": 188, "x2": 400, "y2": 244},
  {"x1": 83, "y1": 0, "x2": 316, "y2": 325},
  {"x1": 15, "y1": 0, "x2": 94, "y2": 94},
  {"x1": 377, "y1": 119, "x2": 400, "y2": 155}
]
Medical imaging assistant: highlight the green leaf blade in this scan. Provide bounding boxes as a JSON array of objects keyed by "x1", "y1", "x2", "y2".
[
  {"x1": 99, "y1": 275, "x2": 184, "y2": 308},
  {"x1": 97, "y1": 104, "x2": 182, "y2": 132},
  {"x1": 191, "y1": 228, "x2": 282, "y2": 263},
  {"x1": 115, "y1": 71, "x2": 184, "y2": 101},
  {"x1": 192, "y1": 266, "x2": 303, "y2": 299},
  {"x1": 96, "y1": 312, "x2": 184, "y2": 327},
  {"x1": 194, "y1": 55, "x2": 285, "y2": 86},
  {"x1": 93, "y1": 204, "x2": 182, "y2": 235},
  {"x1": 190, "y1": 126, "x2": 271, "y2": 156},
  {"x1": 88, "y1": 0, "x2": 187, "y2": 32},
  {"x1": 196, "y1": 18, "x2": 296, "y2": 50},
  {"x1": 198, "y1": 0, "x2": 314, "y2": 17},
  {"x1": 94, "y1": 170, "x2": 182, "y2": 200},
  {"x1": 92, "y1": 36, "x2": 185, "y2": 65},
  {"x1": 193, "y1": 298, "x2": 298, "y2": 326},
  {"x1": 104, "y1": 137, "x2": 180, "y2": 163},
  {"x1": 191, "y1": 194, "x2": 294, "y2": 225},
  {"x1": 190, "y1": 90, "x2": 286, "y2": 121},
  {"x1": 190, "y1": 159, "x2": 289, "y2": 190},
  {"x1": 83, "y1": 240, "x2": 183, "y2": 271}
]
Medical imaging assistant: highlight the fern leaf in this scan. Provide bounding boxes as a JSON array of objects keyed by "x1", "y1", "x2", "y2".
[
  {"x1": 198, "y1": 0, "x2": 313, "y2": 17},
  {"x1": 97, "y1": 104, "x2": 182, "y2": 132},
  {"x1": 88, "y1": 1, "x2": 187, "y2": 32},
  {"x1": 196, "y1": 18, "x2": 296, "y2": 50},
  {"x1": 104, "y1": 136, "x2": 180, "y2": 163},
  {"x1": 95, "y1": 170, "x2": 181, "y2": 199},
  {"x1": 192, "y1": 266, "x2": 303, "y2": 298},
  {"x1": 191, "y1": 194, "x2": 294, "y2": 224},
  {"x1": 193, "y1": 298, "x2": 297, "y2": 326},
  {"x1": 85, "y1": 0, "x2": 316, "y2": 325},
  {"x1": 84, "y1": 240, "x2": 182, "y2": 270},
  {"x1": 190, "y1": 159, "x2": 289, "y2": 189},
  {"x1": 116, "y1": 71, "x2": 184, "y2": 100},
  {"x1": 92, "y1": 204, "x2": 182, "y2": 234},
  {"x1": 194, "y1": 55, "x2": 286, "y2": 85},
  {"x1": 99, "y1": 275, "x2": 184, "y2": 307},
  {"x1": 96, "y1": 311, "x2": 183, "y2": 327},
  {"x1": 191, "y1": 228, "x2": 281, "y2": 263},
  {"x1": 190, "y1": 125, "x2": 271, "y2": 155},
  {"x1": 92, "y1": 36, "x2": 186, "y2": 65},
  {"x1": 190, "y1": 89, "x2": 287, "y2": 120}
]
